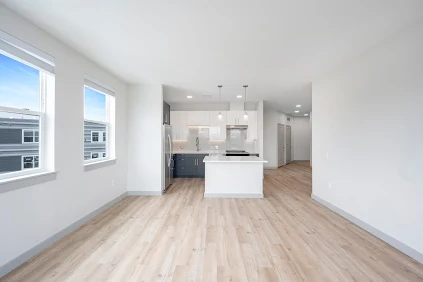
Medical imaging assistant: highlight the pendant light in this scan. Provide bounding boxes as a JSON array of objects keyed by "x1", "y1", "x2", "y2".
[
  {"x1": 217, "y1": 85, "x2": 222, "y2": 119},
  {"x1": 243, "y1": 85, "x2": 248, "y2": 119}
]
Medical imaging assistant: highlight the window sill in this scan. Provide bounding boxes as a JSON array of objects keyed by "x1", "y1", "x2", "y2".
[
  {"x1": 84, "y1": 158, "x2": 116, "y2": 172},
  {"x1": 0, "y1": 171, "x2": 57, "y2": 194}
]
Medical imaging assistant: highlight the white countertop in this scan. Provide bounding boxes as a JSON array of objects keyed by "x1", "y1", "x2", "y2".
[
  {"x1": 172, "y1": 150, "x2": 221, "y2": 154},
  {"x1": 203, "y1": 155, "x2": 268, "y2": 163},
  {"x1": 173, "y1": 150, "x2": 259, "y2": 155}
]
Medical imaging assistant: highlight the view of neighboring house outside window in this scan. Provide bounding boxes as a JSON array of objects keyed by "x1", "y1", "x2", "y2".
[
  {"x1": 0, "y1": 53, "x2": 41, "y2": 174},
  {"x1": 83, "y1": 79, "x2": 115, "y2": 162}
]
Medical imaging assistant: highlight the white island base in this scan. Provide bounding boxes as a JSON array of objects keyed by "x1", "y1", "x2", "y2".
[{"x1": 203, "y1": 156, "x2": 268, "y2": 198}]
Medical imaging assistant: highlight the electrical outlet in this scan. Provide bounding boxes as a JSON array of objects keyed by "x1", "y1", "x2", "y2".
[
  {"x1": 111, "y1": 180, "x2": 115, "y2": 186},
  {"x1": 329, "y1": 182, "x2": 332, "y2": 189}
]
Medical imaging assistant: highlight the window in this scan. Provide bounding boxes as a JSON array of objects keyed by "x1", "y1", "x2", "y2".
[
  {"x1": 84, "y1": 76, "x2": 115, "y2": 163},
  {"x1": 91, "y1": 131, "x2": 99, "y2": 142},
  {"x1": 91, "y1": 152, "x2": 106, "y2": 159},
  {"x1": 22, "y1": 129, "x2": 39, "y2": 143},
  {"x1": 0, "y1": 30, "x2": 54, "y2": 179},
  {"x1": 22, "y1": 155, "x2": 39, "y2": 170},
  {"x1": 90, "y1": 131, "x2": 105, "y2": 143}
]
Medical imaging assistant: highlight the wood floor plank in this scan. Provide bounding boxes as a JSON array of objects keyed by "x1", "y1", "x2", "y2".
[{"x1": 2, "y1": 161, "x2": 422, "y2": 282}]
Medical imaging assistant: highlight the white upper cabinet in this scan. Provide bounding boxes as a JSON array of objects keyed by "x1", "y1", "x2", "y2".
[
  {"x1": 186, "y1": 111, "x2": 210, "y2": 126},
  {"x1": 170, "y1": 111, "x2": 188, "y2": 140},
  {"x1": 209, "y1": 111, "x2": 227, "y2": 140},
  {"x1": 171, "y1": 110, "x2": 257, "y2": 141},
  {"x1": 170, "y1": 111, "x2": 177, "y2": 139},
  {"x1": 246, "y1": 111, "x2": 258, "y2": 140},
  {"x1": 227, "y1": 111, "x2": 248, "y2": 125}
]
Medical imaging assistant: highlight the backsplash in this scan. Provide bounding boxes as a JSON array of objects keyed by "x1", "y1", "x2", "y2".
[{"x1": 173, "y1": 127, "x2": 257, "y2": 153}]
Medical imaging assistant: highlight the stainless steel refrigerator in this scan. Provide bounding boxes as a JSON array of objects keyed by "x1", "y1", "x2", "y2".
[{"x1": 163, "y1": 125, "x2": 173, "y2": 193}]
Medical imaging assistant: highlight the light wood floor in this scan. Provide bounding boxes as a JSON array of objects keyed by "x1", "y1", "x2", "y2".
[{"x1": 2, "y1": 162, "x2": 423, "y2": 281}]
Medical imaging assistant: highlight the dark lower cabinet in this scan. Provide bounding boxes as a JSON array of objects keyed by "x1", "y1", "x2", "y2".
[{"x1": 174, "y1": 154, "x2": 207, "y2": 178}]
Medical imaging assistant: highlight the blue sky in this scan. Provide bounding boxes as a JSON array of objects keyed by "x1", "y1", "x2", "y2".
[
  {"x1": 0, "y1": 52, "x2": 106, "y2": 121},
  {"x1": 0, "y1": 53, "x2": 40, "y2": 111},
  {"x1": 84, "y1": 87, "x2": 106, "y2": 122}
]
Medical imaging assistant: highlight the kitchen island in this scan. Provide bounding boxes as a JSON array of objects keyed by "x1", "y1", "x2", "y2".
[{"x1": 203, "y1": 155, "x2": 268, "y2": 198}]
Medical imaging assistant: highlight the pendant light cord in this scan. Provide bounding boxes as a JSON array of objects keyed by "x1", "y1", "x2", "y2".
[
  {"x1": 218, "y1": 85, "x2": 222, "y2": 114},
  {"x1": 243, "y1": 85, "x2": 248, "y2": 112}
]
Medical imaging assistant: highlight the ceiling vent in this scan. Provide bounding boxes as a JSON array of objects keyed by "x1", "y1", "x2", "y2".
[{"x1": 202, "y1": 95, "x2": 212, "y2": 99}]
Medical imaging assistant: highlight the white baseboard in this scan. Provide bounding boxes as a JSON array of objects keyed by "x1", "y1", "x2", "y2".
[
  {"x1": 204, "y1": 193, "x2": 263, "y2": 198},
  {"x1": 311, "y1": 193, "x2": 423, "y2": 264},
  {"x1": 127, "y1": 190, "x2": 163, "y2": 196},
  {"x1": 0, "y1": 192, "x2": 127, "y2": 278},
  {"x1": 264, "y1": 165, "x2": 278, "y2": 169}
]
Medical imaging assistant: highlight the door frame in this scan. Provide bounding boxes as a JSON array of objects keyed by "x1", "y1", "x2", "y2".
[{"x1": 277, "y1": 123, "x2": 286, "y2": 167}]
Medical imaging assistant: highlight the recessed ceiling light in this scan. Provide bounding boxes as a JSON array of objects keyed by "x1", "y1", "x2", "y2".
[
  {"x1": 237, "y1": 95, "x2": 242, "y2": 98},
  {"x1": 187, "y1": 96, "x2": 192, "y2": 99},
  {"x1": 304, "y1": 114, "x2": 309, "y2": 116},
  {"x1": 295, "y1": 110, "x2": 299, "y2": 113},
  {"x1": 296, "y1": 105, "x2": 301, "y2": 108}
]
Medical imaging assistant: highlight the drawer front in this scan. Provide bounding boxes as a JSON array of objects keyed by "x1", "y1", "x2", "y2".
[
  {"x1": 174, "y1": 165, "x2": 197, "y2": 176},
  {"x1": 175, "y1": 157, "x2": 196, "y2": 167}
]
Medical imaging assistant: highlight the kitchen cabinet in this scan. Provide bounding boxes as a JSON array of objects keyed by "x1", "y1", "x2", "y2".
[
  {"x1": 173, "y1": 154, "x2": 207, "y2": 178},
  {"x1": 186, "y1": 111, "x2": 209, "y2": 126},
  {"x1": 163, "y1": 102, "x2": 170, "y2": 125},
  {"x1": 209, "y1": 111, "x2": 227, "y2": 140},
  {"x1": 170, "y1": 111, "x2": 188, "y2": 140},
  {"x1": 246, "y1": 111, "x2": 258, "y2": 140},
  {"x1": 227, "y1": 111, "x2": 248, "y2": 125}
]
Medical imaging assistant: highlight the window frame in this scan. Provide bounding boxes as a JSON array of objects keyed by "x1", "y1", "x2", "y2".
[
  {"x1": 22, "y1": 129, "x2": 40, "y2": 144},
  {"x1": 83, "y1": 79, "x2": 114, "y2": 165},
  {"x1": 0, "y1": 31, "x2": 55, "y2": 184}
]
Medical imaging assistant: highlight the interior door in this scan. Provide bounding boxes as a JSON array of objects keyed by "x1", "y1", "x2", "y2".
[
  {"x1": 278, "y1": 124, "x2": 285, "y2": 167},
  {"x1": 286, "y1": 125, "x2": 292, "y2": 163}
]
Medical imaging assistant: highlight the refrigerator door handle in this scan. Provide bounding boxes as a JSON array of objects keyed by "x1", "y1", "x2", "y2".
[{"x1": 168, "y1": 134, "x2": 172, "y2": 167}]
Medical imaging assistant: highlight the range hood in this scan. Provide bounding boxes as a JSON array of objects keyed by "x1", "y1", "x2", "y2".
[{"x1": 226, "y1": 125, "x2": 248, "y2": 129}]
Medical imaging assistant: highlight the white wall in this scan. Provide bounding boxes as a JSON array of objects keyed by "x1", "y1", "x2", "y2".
[
  {"x1": 263, "y1": 102, "x2": 279, "y2": 168},
  {"x1": 313, "y1": 20, "x2": 423, "y2": 260},
  {"x1": 293, "y1": 117, "x2": 311, "y2": 161},
  {"x1": 127, "y1": 85, "x2": 163, "y2": 194},
  {"x1": 0, "y1": 5, "x2": 128, "y2": 269}
]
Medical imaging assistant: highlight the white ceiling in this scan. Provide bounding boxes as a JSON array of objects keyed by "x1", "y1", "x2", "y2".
[{"x1": 2, "y1": 0, "x2": 423, "y2": 116}]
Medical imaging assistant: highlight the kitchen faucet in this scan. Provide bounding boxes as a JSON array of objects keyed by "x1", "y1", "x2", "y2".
[{"x1": 196, "y1": 137, "x2": 200, "y2": 151}]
